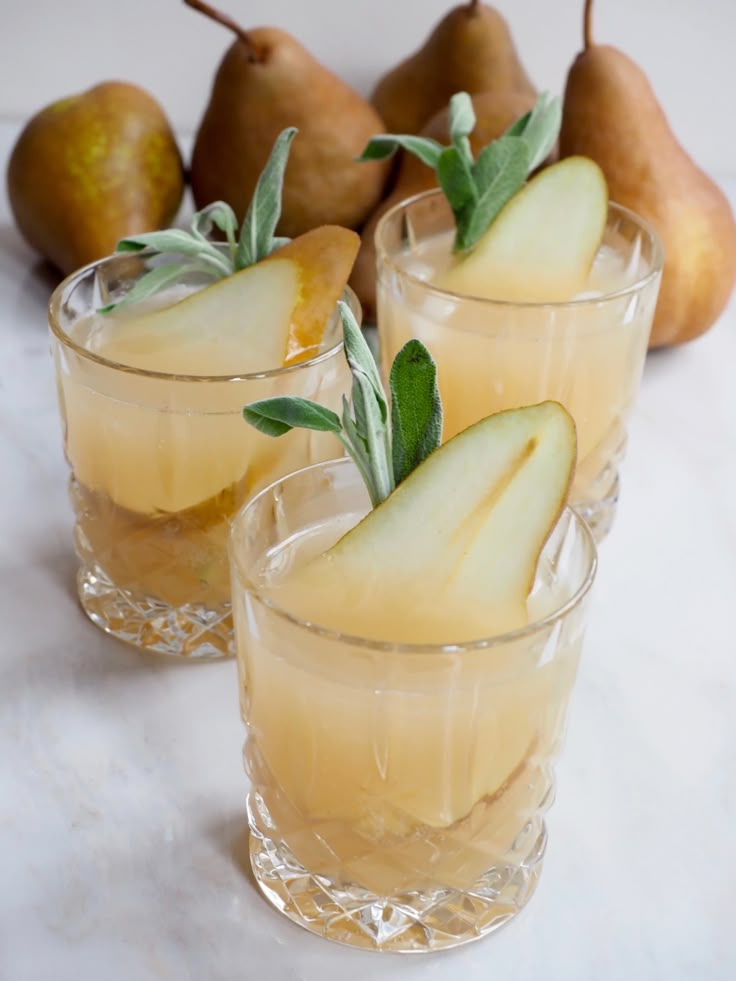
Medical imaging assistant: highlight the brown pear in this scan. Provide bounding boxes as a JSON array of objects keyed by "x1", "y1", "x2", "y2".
[
  {"x1": 371, "y1": 1, "x2": 535, "y2": 135},
  {"x1": 351, "y1": 90, "x2": 538, "y2": 320},
  {"x1": 560, "y1": 0, "x2": 736, "y2": 347},
  {"x1": 6, "y1": 82, "x2": 184, "y2": 276},
  {"x1": 186, "y1": 0, "x2": 390, "y2": 237}
]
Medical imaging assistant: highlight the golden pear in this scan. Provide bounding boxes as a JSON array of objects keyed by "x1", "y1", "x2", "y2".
[
  {"x1": 560, "y1": 0, "x2": 736, "y2": 347},
  {"x1": 6, "y1": 82, "x2": 184, "y2": 276},
  {"x1": 351, "y1": 90, "x2": 538, "y2": 320},
  {"x1": 186, "y1": 0, "x2": 390, "y2": 237},
  {"x1": 371, "y1": 1, "x2": 535, "y2": 135}
]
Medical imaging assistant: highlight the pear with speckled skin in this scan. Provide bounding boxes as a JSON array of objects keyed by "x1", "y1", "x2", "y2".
[
  {"x1": 6, "y1": 82, "x2": 184, "y2": 276},
  {"x1": 186, "y1": 0, "x2": 389, "y2": 237},
  {"x1": 371, "y1": 0, "x2": 536, "y2": 134},
  {"x1": 560, "y1": 0, "x2": 736, "y2": 347}
]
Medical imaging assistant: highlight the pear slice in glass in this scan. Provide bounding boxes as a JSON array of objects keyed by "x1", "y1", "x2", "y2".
[
  {"x1": 276, "y1": 400, "x2": 577, "y2": 645},
  {"x1": 439, "y1": 156, "x2": 608, "y2": 302},
  {"x1": 89, "y1": 225, "x2": 359, "y2": 375}
]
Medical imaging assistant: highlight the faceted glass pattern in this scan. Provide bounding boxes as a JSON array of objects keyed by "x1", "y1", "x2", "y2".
[
  {"x1": 49, "y1": 253, "x2": 355, "y2": 658},
  {"x1": 230, "y1": 460, "x2": 597, "y2": 951}
]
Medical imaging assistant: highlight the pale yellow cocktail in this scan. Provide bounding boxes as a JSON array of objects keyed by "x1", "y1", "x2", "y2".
[
  {"x1": 50, "y1": 255, "x2": 354, "y2": 658},
  {"x1": 231, "y1": 458, "x2": 597, "y2": 952}
]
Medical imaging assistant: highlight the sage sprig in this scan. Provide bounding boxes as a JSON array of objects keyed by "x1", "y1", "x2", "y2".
[
  {"x1": 389, "y1": 341, "x2": 442, "y2": 485},
  {"x1": 359, "y1": 91, "x2": 561, "y2": 253},
  {"x1": 99, "y1": 127, "x2": 296, "y2": 312},
  {"x1": 243, "y1": 302, "x2": 443, "y2": 507}
]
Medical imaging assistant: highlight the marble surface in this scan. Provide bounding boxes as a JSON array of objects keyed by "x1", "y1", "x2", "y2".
[{"x1": 1, "y1": 118, "x2": 735, "y2": 980}]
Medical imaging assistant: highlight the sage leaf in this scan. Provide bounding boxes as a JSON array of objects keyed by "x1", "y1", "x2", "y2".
[
  {"x1": 236, "y1": 127, "x2": 297, "y2": 270},
  {"x1": 358, "y1": 90, "x2": 562, "y2": 255},
  {"x1": 448, "y1": 91, "x2": 475, "y2": 166},
  {"x1": 242, "y1": 302, "x2": 445, "y2": 509},
  {"x1": 351, "y1": 371, "x2": 394, "y2": 506},
  {"x1": 359, "y1": 135, "x2": 444, "y2": 170},
  {"x1": 516, "y1": 92, "x2": 561, "y2": 171},
  {"x1": 341, "y1": 396, "x2": 377, "y2": 498},
  {"x1": 99, "y1": 263, "x2": 191, "y2": 313},
  {"x1": 448, "y1": 91, "x2": 476, "y2": 142},
  {"x1": 338, "y1": 301, "x2": 393, "y2": 504},
  {"x1": 437, "y1": 145, "x2": 480, "y2": 249},
  {"x1": 116, "y1": 230, "x2": 210, "y2": 257},
  {"x1": 243, "y1": 397, "x2": 342, "y2": 437},
  {"x1": 341, "y1": 395, "x2": 369, "y2": 460},
  {"x1": 268, "y1": 236, "x2": 292, "y2": 254},
  {"x1": 437, "y1": 146, "x2": 477, "y2": 213},
  {"x1": 100, "y1": 128, "x2": 300, "y2": 313},
  {"x1": 339, "y1": 301, "x2": 387, "y2": 422},
  {"x1": 460, "y1": 138, "x2": 530, "y2": 250},
  {"x1": 112, "y1": 223, "x2": 232, "y2": 293},
  {"x1": 389, "y1": 340, "x2": 443, "y2": 485},
  {"x1": 472, "y1": 135, "x2": 525, "y2": 194},
  {"x1": 504, "y1": 111, "x2": 532, "y2": 138},
  {"x1": 191, "y1": 201, "x2": 238, "y2": 262}
]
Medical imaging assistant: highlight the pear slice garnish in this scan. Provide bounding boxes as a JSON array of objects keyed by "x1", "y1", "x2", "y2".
[
  {"x1": 273, "y1": 401, "x2": 577, "y2": 645},
  {"x1": 89, "y1": 225, "x2": 359, "y2": 375},
  {"x1": 438, "y1": 156, "x2": 608, "y2": 302}
]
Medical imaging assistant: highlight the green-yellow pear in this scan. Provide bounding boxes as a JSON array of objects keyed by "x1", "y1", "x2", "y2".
[
  {"x1": 6, "y1": 82, "x2": 184, "y2": 276},
  {"x1": 560, "y1": 0, "x2": 736, "y2": 347},
  {"x1": 371, "y1": 1, "x2": 536, "y2": 135},
  {"x1": 186, "y1": 0, "x2": 390, "y2": 237},
  {"x1": 351, "y1": 89, "x2": 539, "y2": 319}
]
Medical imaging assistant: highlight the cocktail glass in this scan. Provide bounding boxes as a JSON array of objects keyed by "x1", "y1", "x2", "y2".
[
  {"x1": 230, "y1": 457, "x2": 597, "y2": 952},
  {"x1": 49, "y1": 253, "x2": 355, "y2": 659},
  {"x1": 376, "y1": 189, "x2": 663, "y2": 540}
]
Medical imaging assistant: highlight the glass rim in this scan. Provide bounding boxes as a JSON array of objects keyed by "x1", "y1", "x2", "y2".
[
  {"x1": 375, "y1": 187, "x2": 664, "y2": 311},
  {"x1": 47, "y1": 254, "x2": 357, "y2": 383},
  {"x1": 230, "y1": 456, "x2": 598, "y2": 656}
]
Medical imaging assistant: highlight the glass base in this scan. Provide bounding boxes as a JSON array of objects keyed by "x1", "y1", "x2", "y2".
[
  {"x1": 77, "y1": 562, "x2": 233, "y2": 659},
  {"x1": 575, "y1": 471, "x2": 620, "y2": 544},
  {"x1": 247, "y1": 797, "x2": 545, "y2": 953}
]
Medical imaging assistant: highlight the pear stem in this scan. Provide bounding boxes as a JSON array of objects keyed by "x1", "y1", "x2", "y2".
[
  {"x1": 583, "y1": 0, "x2": 594, "y2": 48},
  {"x1": 468, "y1": 0, "x2": 481, "y2": 13},
  {"x1": 184, "y1": 0, "x2": 261, "y2": 62}
]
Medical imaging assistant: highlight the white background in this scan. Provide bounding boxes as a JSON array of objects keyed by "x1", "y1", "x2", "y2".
[
  {"x1": 2, "y1": 3, "x2": 736, "y2": 978},
  {"x1": 1, "y1": 123, "x2": 735, "y2": 981},
  {"x1": 1, "y1": 0, "x2": 735, "y2": 175}
]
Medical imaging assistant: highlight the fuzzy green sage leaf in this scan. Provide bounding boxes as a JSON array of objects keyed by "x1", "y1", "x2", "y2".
[
  {"x1": 358, "y1": 134, "x2": 444, "y2": 170},
  {"x1": 191, "y1": 201, "x2": 239, "y2": 264},
  {"x1": 459, "y1": 138, "x2": 530, "y2": 250},
  {"x1": 448, "y1": 91, "x2": 475, "y2": 166},
  {"x1": 342, "y1": 302, "x2": 388, "y2": 423},
  {"x1": 389, "y1": 340, "x2": 442, "y2": 485},
  {"x1": 116, "y1": 228, "x2": 232, "y2": 279},
  {"x1": 268, "y1": 236, "x2": 292, "y2": 254},
  {"x1": 236, "y1": 127, "x2": 296, "y2": 270},
  {"x1": 243, "y1": 397, "x2": 342, "y2": 438},
  {"x1": 508, "y1": 91, "x2": 561, "y2": 172},
  {"x1": 437, "y1": 146, "x2": 477, "y2": 214}
]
